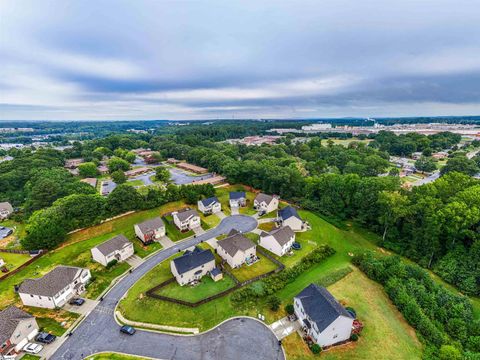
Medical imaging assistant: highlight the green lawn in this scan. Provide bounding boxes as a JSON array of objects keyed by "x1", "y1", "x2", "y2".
[
  {"x1": 126, "y1": 179, "x2": 144, "y2": 186},
  {"x1": 155, "y1": 274, "x2": 236, "y2": 303},
  {"x1": 257, "y1": 221, "x2": 277, "y2": 232},
  {"x1": 0, "y1": 251, "x2": 31, "y2": 271},
  {"x1": 86, "y1": 353, "x2": 149, "y2": 360},
  {"x1": 28, "y1": 307, "x2": 79, "y2": 336},
  {"x1": 199, "y1": 212, "x2": 221, "y2": 229},
  {"x1": 163, "y1": 215, "x2": 194, "y2": 241},
  {"x1": 22, "y1": 355, "x2": 41, "y2": 360},
  {"x1": 228, "y1": 255, "x2": 278, "y2": 283},
  {"x1": 215, "y1": 184, "x2": 256, "y2": 215}
]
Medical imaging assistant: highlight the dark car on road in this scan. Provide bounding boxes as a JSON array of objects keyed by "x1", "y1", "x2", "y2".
[
  {"x1": 36, "y1": 332, "x2": 57, "y2": 344},
  {"x1": 69, "y1": 298, "x2": 85, "y2": 306},
  {"x1": 120, "y1": 325, "x2": 136, "y2": 335}
]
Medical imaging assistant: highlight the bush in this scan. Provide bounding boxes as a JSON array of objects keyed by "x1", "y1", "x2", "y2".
[
  {"x1": 285, "y1": 304, "x2": 294, "y2": 315},
  {"x1": 310, "y1": 344, "x2": 322, "y2": 354},
  {"x1": 345, "y1": 306, "x2": 356, "y2": 318},
  {"x1": 350, "y1": 333, "x2": 359, "y2": 341},
  {"x1": 106, "y1": 259, "x2": 118, "y2": 268},
  {"x1": 268, "y1": 295, "x2": 281, "y2": 311}
]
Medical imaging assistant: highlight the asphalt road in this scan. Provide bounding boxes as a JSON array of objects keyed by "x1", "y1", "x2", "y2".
[{"x1": 51, "y1": 215, "x2": 285, "y2": 360}]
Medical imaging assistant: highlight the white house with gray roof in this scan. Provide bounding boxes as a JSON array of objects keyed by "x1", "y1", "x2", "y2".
[
  {"x1": 217, "y1": 230, "x2": 256, "y2": 268},
  {"x1": 0, "y1": 202, "x2": 13, "y2": 220},
  {"x1": 0, "y1": 306, "x2": 39, "y2": 356},
  {"x1": 294, "y1": 284, "x2": 354, "y2": 347},
  {"x1": 278, "y1": 206, "x2": 305, "y2": 231},
  {"x1": 18, "y1": 265, "x2": 91, "y2": 309},
  {"x1": 134, "y1": 217, "x2": 165, "y2": 244},
  {"x1": 197, "y1": 197, "x2": 221, "y2": 215},
  {"x1": 91, "y1": 234, "x2": 134, "y2": 266},
  {"x1": 259, "y1": 226, "x2": 295, "y2": 256},
  {"x1": 173, "y1": 209, "x2": 201, "y2": 231},
  {"x1": 170, "y1": 247, "x2": 216, "y2": 285},
  {"x1": 254, "y1": 193, "x2": 279, "y2": 214}
]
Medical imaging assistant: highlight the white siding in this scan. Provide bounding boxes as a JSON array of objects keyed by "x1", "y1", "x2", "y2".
[
  {"x1": 171, "y1": 259, "x2": 215, "y2": 285},
  {"x1": 259, "y1": 234, "x2": 294, "y2": 257}
]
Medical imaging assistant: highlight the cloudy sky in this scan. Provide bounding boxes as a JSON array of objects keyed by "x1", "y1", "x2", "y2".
[{"x1": 1, "y1": 0, "x2": 480, "y2": 120}]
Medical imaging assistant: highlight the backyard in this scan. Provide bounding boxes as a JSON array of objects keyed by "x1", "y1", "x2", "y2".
[
  {"x1": 215, "y1": 184, "x2": 257, "y2": 215},
  {"x1": 0, "y1": 251, "x2": 31, "y2": 272},
  {"x1": 163, "y1": 215, "x2": 194, "y2": 241},
  {"x1": 228, "y1": 254, "x2": 279, "y2": 283}
]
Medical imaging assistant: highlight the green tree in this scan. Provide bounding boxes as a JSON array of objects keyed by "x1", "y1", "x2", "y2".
[
  {"x1": 155, "y1": 167, "x2": 171, "y2": 183},
  {"x1": 441, "y1": 155, "x2": 479, "y2": 176},
  {"x1": 267, "y1": 295, "x2": 281, "y2": 311},
  {"x1": 438, "y1": 345, "x2": 462, "y2": 360},
  {"x1": 107, "y1": 156, "x2": 130, "y2": 173},
  {"x1": 415, "y1": 156, "x2": 437, "y2": 173},
  {"x1": 106, "y1": 184, "x2": 142, "y2": 216},
  {"x1": 78, "y1": 162, "x2": 99, "y2": 178},
  {"x1": 111, "y1": 170, "x2": 127, "y2": 184}
]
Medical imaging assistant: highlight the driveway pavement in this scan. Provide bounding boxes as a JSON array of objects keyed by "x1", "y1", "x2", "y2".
[
  {"x1": 411, "y1": 170, "x2": 441, "y2": 186},
  {"x1": 62, "y1": 299, "x2": 99, "y2": 316},
  {"x1": 50, "y1": 215, "x2": 285, "y2": 360},
  {"x1": 128, "y1": 172, "x2": 156, "y2": 186},
  {"x1": 270, "y1": 317, "x2": 301, "y2": 340}
]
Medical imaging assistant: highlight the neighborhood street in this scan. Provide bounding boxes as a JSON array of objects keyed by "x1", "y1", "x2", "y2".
[{"x1": 50, "y1": 215, "x2": 285, "y2": 360}]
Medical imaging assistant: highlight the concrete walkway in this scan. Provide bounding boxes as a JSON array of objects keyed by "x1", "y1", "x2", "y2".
[
  {"x1": 216, "y1": 211, "x2": 227, "y2": 220},
  {"x1": 62, "y1": 298, "x2": 99, "y2": 316},
  {"x1": 270, "y1": 317, "x2": 301, "y2": 340},
  {"x1": 126, "y1": 255, "x2": 143, "y2": 268},
  {"x1": 157, "y1": 235, "x2": 175, "y2": 249}
]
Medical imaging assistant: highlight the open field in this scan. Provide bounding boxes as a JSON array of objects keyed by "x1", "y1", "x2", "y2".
[
  {"x1": 0, "y1": 251, "x2": 31, "y2": 271},
  {"x1": 32, "y1": 308, "x2": 80, "y2": 336},
  {"x1": 327, "y1": 138, "x2": 373, "y2": 147},
  {"x1": 283, "y1": 270, "x2": 422, "y2": 360}
]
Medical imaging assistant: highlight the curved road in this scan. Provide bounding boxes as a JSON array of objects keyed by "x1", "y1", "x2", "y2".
[{"x1": 51, "y1": 215, "x2": 285, "y2": 360}]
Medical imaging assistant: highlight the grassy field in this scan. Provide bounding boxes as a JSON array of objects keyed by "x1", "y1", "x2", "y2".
[
  {"x1": 126, "y1": 179, "x2": 145, "y2": 187},
  {"x1": 215, "y1": 184, "x2": 257, "y2": 215},
  {"x1": 284, "y1": 270, "x2": 422, "y2": 360},
  {"x1": 327, "y1": 138, "x2": 373, "y2": 147},
  {"x1": 199, "y1": 212, "x2": 221, "y2": 229},
  {"x1": 33, "y1": 308, "x2": 80, "y2": 336},
  {"x1": 0, "y1": 251, "x2": 31, "y2": 271},
  {"x1": 228, "y1": 255, "x2": 278, "y2": 282},
  {"x1": 86, "y1": 353, "x2": 149, "y2": 360},
  {"x1": 155, "y1": 275, "x2": 236, "y2": 302},
  {"x1": 163, "y1": 215, "x2": 194, "y2": 241}
]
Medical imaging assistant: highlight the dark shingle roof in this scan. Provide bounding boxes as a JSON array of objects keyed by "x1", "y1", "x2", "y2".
[
  {"x1": 0, "y1": 306, "x2": 34, "y2": 344},
  {"x1": 279, "y1": 206, "x2": 302, "y2": 221},
  {"x1": 211, "y1": 267, "x2": 222, "y2": 276},
  {"x1": 200, "y1": 197, "x2": 219, "y2": 207},
  {"x1": 95, "y1": 234, "x2": 132, "y2": 256},
  {"x1": 172, "y1": 247, "x2": 215, "y2": 275},
  {"x1": 229, "y1": 191, "x2": 246, "y2": 200},
  {"x1": 136, "y1": 217, "x2": 164, "y2": 234},
  {"x1": 295, "y1": 284, "x2": 353, "y2": 333},
  {"x1": 18, "y1": 266, "x2": 86, "y2": 297},
  {"x1": 218, "y1": 232, "x2": 255, "y2": 257},
  {"x1": 261, "y1": 226, "x2": 295, "y2": 246},
  {"x1": 255, "y1": 193, "x2": 274, "y2": 205},
  {"x1": 175, "y1": 208, "x2": 199, "y2": 222}
]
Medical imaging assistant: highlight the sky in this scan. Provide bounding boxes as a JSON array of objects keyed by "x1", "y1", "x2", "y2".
[{"x1": 1, "y1": 0, "x2": 480, "y2": 121}]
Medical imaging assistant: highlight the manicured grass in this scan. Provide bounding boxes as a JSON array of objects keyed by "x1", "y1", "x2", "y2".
[
  {"x1": 0, "y1": 251, "x2": 31, "y2": 271},
  {"x1": 199, "y1": 212, "x2": 221, "y2": 229},
  {"x1": 327, "y1": 138, "x2": 373, "y2": 147},
  {"x1": 283, "y1": 270, "x2": 422, "y2": 360},
  {"x1": 86, "y1": 353, "x2": 149, "y2": 360},
  {"x1": 22, "y1": 355, "x2": 41, "y2": 360},
  {"x1": 30, "y1": 307, "x2": 79, "y2": 336},
  {"x1": 228, "y1": 255, "x2": 278, "y2": 283},
  {"x1": 215, "y1": 184, "x2": 256, "y2": 215},
  {"x1": 257, "y1": 221, "x2": 277, "y2": 232},
  {"x1": 155, "y1": 274, "x2": 236, "y2": 302},
  {"x1": 163, "y1": 215, "x2": 194, "y2": 241},
  {"x1": 126, "y1": 179, "x2": 144, "y2": 186}
]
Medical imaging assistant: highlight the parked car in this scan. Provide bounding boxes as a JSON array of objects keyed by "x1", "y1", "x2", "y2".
[
  {"x1": 36, "y1": 332, "x2": 57, "y2": 344},
  {"x1": 23, "y1": 343, "x2": 43, "y2": 354},
  {"x1": 120, "y1": 325, "x2": 136, "y2": 335},
  {"x1": 69, "y1": 297, "x2": 85, "y2": 306}
]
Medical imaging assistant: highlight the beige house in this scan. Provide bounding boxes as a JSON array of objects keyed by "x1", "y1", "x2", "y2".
[
  {"x1": 18, "y1": 266, "x2": 91, "y2": 309},
  {"x1": 254, "y1": 193, "x2": 279, "y2": 214},
  {"x1": 197, "y1": 197, "x2": 221, "y2": 215},
  {"x1": 134, "y1": 217, "x2": 165, "y2": 244},
  {"x1": 173, "y1": 209, "x2": 201, "y2": 231},
  {"x1": 217, "y1": 230, "x2": 256, "y2": 268},
  {"x1": 171, "y1": 247, "x2": 216, "y2": 285},
  {"x1": 278, "y1": 206, "x2": 305, "y2": 231},
  {"x1": 259, "y1": 226, "x2": 295, "y2": 256},
  {"x1": 0, "y1": 202, "x2": 13, "y2": 220},
  {"x1": 0, "y1": 306, "x2": 39, "y2": 356},
  {"x1": 229, "y1": 192, "x2": 246, "y2": 208},
  {"x1": 91, "y1": 234, "x2": 134, "y2": 266}
]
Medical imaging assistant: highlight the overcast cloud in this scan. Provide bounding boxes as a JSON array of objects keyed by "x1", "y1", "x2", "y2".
[{"x1": 1, "y1": 0, "x2": 479, "y2": 120}]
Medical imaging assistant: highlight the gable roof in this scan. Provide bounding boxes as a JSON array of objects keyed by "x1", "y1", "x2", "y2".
[
  {"x1": 136, "y1": 217, "x2": 164, "y2": 234},
  {"x1": 200, "y1": 196, "x2": 219, "y2": 207},
  {"x1": 218, "y1": 232, "x2": 255, "y2": 257},
  {"x1": 18, "y1": 266, "x2": 86, "y2": 297},
  {"x1": 0, "y1": 306, "x2": 34, "y2": 344},
  {"x1": 174, "y1": 208, "x2": 199, "y2": 222},
  {"x1": 295, "y1": 284, "x2": 352, "y2": 333},
  {"x1": 95, "y1": 234, "x2": 132, "y2": 256},
  {"x1": 279, "y1": 206, "x2": 302, "y2": 221},
  {"x1": 229, "y1": 191, "x2": 246, "y2": 200},
  {"x1": 255, "y1": 193, "x2": 275, "y2": 205},
  {"x1": 261, "y1": 226, "x2": 295, "y2": 246},
  {"x1": 172, "y1": 247, "x2": 215, "y2": 275},
  {"x1": 0, "y1": 202, "x2": 13, "y2": 212}
]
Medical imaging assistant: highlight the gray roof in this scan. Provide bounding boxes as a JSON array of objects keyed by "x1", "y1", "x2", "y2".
[
  {"x1": 136, "y1": 217, "x2": 165, "y2": 235},
  {"x1": 172, "y1": 247, "x2": 215, "y2": 275},
  {"x1": 175, "y1": 208, "x2": 199, "y2": 222},
  {"x1": 230, "y1": 191, "x2": 246, "y2": 200},
  {"x1": 95, "y1": 234, "x2": 132, "y2": 256},
  {"x1": 211, "y1": 267, "x2": 222, "y2": 276},
  {"x1": 0, "y1": 202, "x2": 13, "y2": 212},
  {"x1": 200, "y1": 196, "x2": 219, "y2": 207},
  {"x1": 255, "y1": 193, "x2": 274, "y2": 205},
  {"x1": 218, "y1": 232, "x2": 255, "y2": 257},
  {"x1": 261, "y1": 226, "x2": 295, "y2": 246},
  {"x1": 18, "y1": 266, "x2": 87, "y2": 297},
  {"x1": 295, "y1": 284, "x2": 353, "y2": 333},
  {"x1": 0, "y1": 306, "x2": 34, "y2": 344},
  {"x1": 279, "y1": 206, "x2": 302, "y2": 221}
]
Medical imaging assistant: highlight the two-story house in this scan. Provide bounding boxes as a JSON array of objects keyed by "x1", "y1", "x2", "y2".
[
  {"x1": 259, "y1": 226, "x2": 295, "y2": 256},
  {"x1": 170, "y1": 247, "x2": 216, "y2": 285},
  {"x1": 253, "y1": 193, "x2": 279, "y2": 214},
  {"x1": 217, "y1": 230, "x2": 256, "y2": 268},
  {"x1": 0, "y1": 306, "x2": 39, "y2": 357},
  {"x1": 197, "y1": 197, "x2": 221, "y2": 215},
  {"x1": 91, "y1": 234, "x2": 134, "y2": 266},
  {"x1": 278, "y1": 206, "x2": 305, "y2": 231},
  {"x1": 172, "y1": 209, "x2": 201, "y2": 231},
  {"x1": 229, "y1": 192, "x2": 246, "y2": 208},
  {"x1": 134, "y1": 217, "x2": 165, "y2": 244}
]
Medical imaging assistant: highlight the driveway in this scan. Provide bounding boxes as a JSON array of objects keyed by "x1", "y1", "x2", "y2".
[
  {"x1": 270, "y1": 317, "x2": 301, "y2": 340},
  {"x1": 50, "y1": 215, "x2": 285, "y2": 360},
  {"x1": 128, "y1": 172, "x2": 156, "y2": 186},
  {"x1": 62, "y1": 298, "x2": 99, "y2": 316},
  {"x1": 411, "y1": 170, "x2": 440, "y2": 186}
]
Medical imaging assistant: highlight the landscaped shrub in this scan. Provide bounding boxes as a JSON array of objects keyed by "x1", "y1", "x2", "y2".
[
  {"x1": 350, "y1": 333, "x2": 359, "y2": 341},
  {"x1": 106, "y1": 259, "x2": 118, "y2": 268},
  {"x1": 267, "y1": 295, "x2": 281, "y2": 311},
  {"x1": 310, "y1": 344, "x2": 321, "y2": 354},
  {"x1": 316, "y1": 266, "x2": 353, "y2": 288},
  {"x1": 345, "y1": 306, "x2": 356, "y2": 318},
  {"x1": 285, "y1": 304, "x2": 294, "y2": 315}
]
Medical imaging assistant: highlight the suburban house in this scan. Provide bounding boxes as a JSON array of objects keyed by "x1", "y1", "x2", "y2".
[
  {"x1": 253, "y1": 193, "x2": 279, "y2": 213},
  {"x1": 0, "y1": 306, "x2": 39, "y2": 357},
  {"x1": 197, "y1": 197, "x2": 221, "y2": 215},
  {"x1": 64, "y1": 158, "x2": 84, "y2": 169},
  {"x1": 134, "y1": 217, "x2": 166, "y2": 244},
  {"x1": 91, "y1": 234, "x2": 134, "y2": 266},
  {"x1": 18, "y1": 265, "x2": 91, "y2": 309},
  {"x1": 259, "y1": 226, "x2": 295, "y2": 256},
  {"x1": 170, "y1": 247, "x2": 216, "y2": 285},
  {"x1": 229, "y1": 191, "x2": 247, "y2": 208},
  {"x1": 173, "y1": 209, "x2": 201, "y2": 231},
  {"x1": 217, "y1": 230, "x2": 257, "y2": 268},
  {"x1": 0, "y1": 201, "x2": 13, "y2": 220},
  {"x1": 80, "y1": 177, "x2": 98, "y2": 187},
  {"x1": 294, "y1": 284, "x2": 354, "y2": 347},
  {"x1": 278, "y1": 206, "x2": 305, "y2": 231}
]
